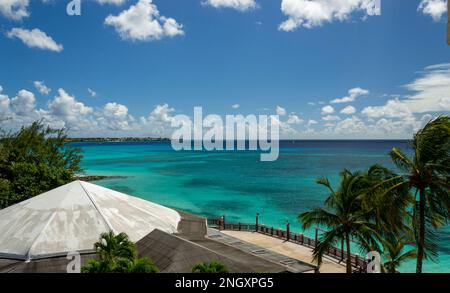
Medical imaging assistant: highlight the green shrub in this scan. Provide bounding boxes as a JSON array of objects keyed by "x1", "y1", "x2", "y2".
[
  {"x1": 192, "y1": 261, "x2": 229, "y2": 273},
  {"x1": 0, "y1": 121, "x2": 82, "y2": 208}
]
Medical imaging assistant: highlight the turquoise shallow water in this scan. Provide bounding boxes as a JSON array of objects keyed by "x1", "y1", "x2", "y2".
[{"x1": 74, "y1": 140, "x2": 449, "y2": 273}]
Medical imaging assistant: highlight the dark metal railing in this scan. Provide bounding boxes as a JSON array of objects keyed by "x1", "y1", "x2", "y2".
[{"x1": 207, "y1": 217, "x2": 368, "y2": 272}]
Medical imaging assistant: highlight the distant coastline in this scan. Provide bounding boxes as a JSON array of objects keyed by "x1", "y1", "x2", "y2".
[
  {"x1": 66, "y1": 138, "x2": 409, "y2": 143},
  {"x1": 67, "y1": 137, "x2": 171, "y2": 143}
]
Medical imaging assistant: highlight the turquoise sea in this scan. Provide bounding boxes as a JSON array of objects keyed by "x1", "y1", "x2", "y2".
[{"x1": 74, "y1": 140, "x2": 449, "y2": 273}]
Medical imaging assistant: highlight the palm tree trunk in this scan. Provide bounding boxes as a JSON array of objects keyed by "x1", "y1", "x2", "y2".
[
  {"x1": 346, "y1": 233, "x2": 352, "y2": 274},
  {"x1": 416, "y1": 187, "x2": 425, "y2": 273}
]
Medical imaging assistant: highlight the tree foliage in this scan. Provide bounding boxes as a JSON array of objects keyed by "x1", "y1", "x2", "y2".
[
  {"x1": 299, "y1": 169, "x2": 384, "y2": 273},
  {"x1": 82, "y1": 231, "x2": 159, "y2": 273},
  {"x1": 381, "y1": 234, "x2": 417, "y2": 273},
  {"x1": 299, "y1": 116, "x2": 449, "y2": 273},
  {"x1": 192, "y1": 261, "x2": 229, "y2": 273},
  {"x1": 0, "y1": 121, "x2": 83, "y2": 208},
  {"x1": 388, "y1": 116, "x2": 450, "y2": 272}
]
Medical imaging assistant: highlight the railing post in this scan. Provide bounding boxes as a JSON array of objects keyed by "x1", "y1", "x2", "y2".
[
  {"x1": 341, "y1": 238, "x2": 345, "y2": 261},
  {"x1": 222, "y1": 215, "x2": 226, "y2": 230},
  {"x1": 255, "y1": 212, "x2": 259, "y2": 232},
  {"x1": 238, "y1": 222, "x2": 241, "y2": 231},
  {"x1": 315, "y1": 228, "x2": 319, "y2": 248},
  {"x1": 286, "y1": 221, "x2": 290, "y2": 242}
]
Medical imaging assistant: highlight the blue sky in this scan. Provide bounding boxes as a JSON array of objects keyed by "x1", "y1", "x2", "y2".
[{"x1": 0, "y1": 0, "x2": 449, "y2": 138}]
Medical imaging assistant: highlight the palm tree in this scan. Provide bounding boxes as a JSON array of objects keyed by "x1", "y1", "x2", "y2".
[
  {"x1": 192, "y1": 261, "x2": 229, "y2": 273},
  {"x1": 299, "y1": 170, "x2": 381, "y2": 273},
  {"x1": 82, "y1": 231, "x2": 159, "y2": 273},
  {"x1": 388, "y1": 116, "x2": 450, "y2": 273},
  {"x1": 93, "y1": 231, "x2": 136, "y2": 263},
  {"x1": 381, "y1": 235, "x2": 417, "y2": 273},
  {"x1": 360, "y1": 165, "x2": 412, "y2": 235}
]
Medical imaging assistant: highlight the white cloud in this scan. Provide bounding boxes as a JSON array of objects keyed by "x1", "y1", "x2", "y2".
[
  {"x1": 149, "y1": 103, "x2": 175, "y2": 123},
  {"x1": 322, "y1": 115, "x2": 341, "y2": 121},
  {"x1": 279, "y1": 0, "x2": 380, "y2": 31},
  {"x1": 137, "y1": 103, "x2": 178, "y2": 136},
  {"x1": 362, "y1": 63, "x2": 450, "y2": 121},
  {"x1": 309, "y1": 112, "x2": 427, "y2": 139},
  {"x1": 418, "y1": 0, "x2": 447, "y2": 21},
  {"x1": 359, "y1": 63, "x2": 450, "y2": 136},
  {"x1": 439, "y1": 97, "x2": 450, "y2": 109},
  {"x1": 203, "y1": 0, "x2": 258, "y2": 11},
  {"x1": 330, "y1": 87, "x2": 369, "y2": 104},
  {"x1": 88, "y1": 88, "x2": 97, "y2": 97},
  {"x1": 334, "y1": 117, "x2": 367, "y2": 134},
  {"x1": 402, "y1": 63, "x2": 450, "y2": 113},
  {"x1": 276, "y1": 105, "x2": 287, "y2": 116},
  {"x1": 2, "y1": 62, "x2": 449, "y2": 139},
  {"x1": 0, "y1": 0, "x2": 29, "y2": 21},
  {"x1": 0, "y1": 85, "x2": 182, "y2": 137},
  {"x1": 286, "y1": 114, "x2": 303, "y2": 124},
  {"x1": 321, "y1": 105, "x2": 334, "y2": 115},
  {"x1": 0, "y1": 97, "x2": 9, "y2": 116},
  {"x1": 340, "y1": 105, "x2": 356, "y2": 115},
  {"x1": 0, "y1": 87, "x2": 10, "y2": 115},
  {"x1": 10, "y1": 89, "x2": 35, "y2": 116},
  {"x1": 48, "y1": 89, "x2": 93, "y2": 129},
  {"x1": 34, "y1": 81, "x2": 51, "y2": 95},
  {"x1": 102, "y1": 102, "x2": 129, "y2": 119},
  {"x1": 97, "y1": 102, "x2": 133, "y2": 130},
  {"x1": 231, "y1": 104, "x2": 240, "y2": 109},
  {"x1": 105, "y1": 0, "x2": 184, "y2": 41},
  {"x1": 7, "y1": 28, "x2": 63, "y2": 52},
  {"x1": 271, "y1": 115, "x2": 300, "y2": 138},
  {"x1": 352, "y1": 64, "x2": 450, "y2": 138},
  {"x1": 373, "y1": 117, "x2": 422, "y2": 136},
  {"x1": 0, "y1": 88, "x2": 41, "y2": 128},
  {"x1": 362, "y1": 98, "x2": 413, "y2": 119}
]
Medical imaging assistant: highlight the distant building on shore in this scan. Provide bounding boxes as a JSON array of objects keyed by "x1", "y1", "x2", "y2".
[{"x1": 67, "y1": 137, "x2": 171, "y2": 143}]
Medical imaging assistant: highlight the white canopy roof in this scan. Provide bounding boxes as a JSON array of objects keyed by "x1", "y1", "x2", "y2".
[{"x1": 0, "y1": 180, "x2": 180, "y2": 260}]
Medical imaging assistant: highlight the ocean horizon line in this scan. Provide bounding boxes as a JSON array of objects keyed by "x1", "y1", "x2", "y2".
[{"x1": 68, "y1": 138, "x2": 410, "y2": 142}]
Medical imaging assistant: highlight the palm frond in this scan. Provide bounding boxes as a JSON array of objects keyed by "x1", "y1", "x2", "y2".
[
  {"x1": 299, "y1": 208, "x2": 341, "y2": 230},
  {"x1": 312, "y1": 228, "x2": 341, "y2": 267},
  {"x1": 389, "y1": 147, "x2": 413, "y2": 173}
]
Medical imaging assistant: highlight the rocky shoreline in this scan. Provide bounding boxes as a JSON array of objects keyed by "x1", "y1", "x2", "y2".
[{"x1": 76, "y1": 175, "x2": 127, "y2": 182}]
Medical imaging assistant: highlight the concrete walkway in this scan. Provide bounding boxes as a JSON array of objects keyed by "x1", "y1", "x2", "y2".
[
  {"x1": 207, "y1": 228, "x2": 317, "y2": 273},
  {"x1": 220, "y1": 230, "x2": 347, "y2": 273}
]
